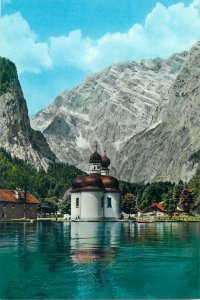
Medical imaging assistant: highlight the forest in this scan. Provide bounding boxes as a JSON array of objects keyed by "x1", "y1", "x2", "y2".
[{"x1": 0, "y1": 147, "x2": 199, "y2": 216}]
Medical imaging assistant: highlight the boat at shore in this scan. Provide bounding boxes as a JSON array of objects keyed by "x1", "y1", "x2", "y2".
[{"x1": 136, "y1": 219, "x2": 154, "y2": 223}]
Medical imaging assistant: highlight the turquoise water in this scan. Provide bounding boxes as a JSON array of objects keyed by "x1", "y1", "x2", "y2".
[{"x1": 0, "y1": 222, "x2": 199, "y2": 299}]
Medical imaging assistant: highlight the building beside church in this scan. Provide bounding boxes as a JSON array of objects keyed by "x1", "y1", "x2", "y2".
[
  {"x1": 142, "y1": 202, "x2": 167, "y2": 217},
  {"x1": 71, "y1": 148, "x2": 121, "y2": 220},
  {"x1": 0, "y1": 189, "x2": 39, "y2": 219}
]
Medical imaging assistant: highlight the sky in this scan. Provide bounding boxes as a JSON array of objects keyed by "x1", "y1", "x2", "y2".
[{"x1": 1, "y1": 0, "x2": 200, "y2": 115}]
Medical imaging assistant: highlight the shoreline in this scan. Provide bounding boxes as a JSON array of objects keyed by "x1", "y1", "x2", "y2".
[{"x1": 0, "y1": 218, "x2": 200, "y2": 223}]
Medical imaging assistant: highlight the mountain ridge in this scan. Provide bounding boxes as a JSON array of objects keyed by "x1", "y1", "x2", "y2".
[
  {"x1": 31, "y1": 49, "x2": 188, "y2": 179},
  {"x1": 116, "y1": 41, "x2": 200, "y2": 183}
]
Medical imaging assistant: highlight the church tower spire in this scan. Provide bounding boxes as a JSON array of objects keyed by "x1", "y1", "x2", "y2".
[
  {"x1": 89, "y1": 143, "x2": 102, "y2": 174},
  {"x1": 101, "y1": 149, "x2": 111, "y2": 175}
]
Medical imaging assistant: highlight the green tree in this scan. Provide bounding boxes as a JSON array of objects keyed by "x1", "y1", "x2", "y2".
[
  {"x1": 162, "y1": 190, "x2": 175, "y2": 215},
  {"x1": 38, "y1": 197, "x2": 59, "y2": 218},
  {"x1": 59, "y1": 196, "x2": 71, "y2": 215},
  {"x1": 173, "y1": 180, "x2": 184, "y2": 206},
  {"x1": 189, "y1": 168, "x2": 200, "y2": 204},
  {"x1": 179, "y1": 189, "x2": 195, "y2": 214},
  {"x1": 13, "y1": 164, "x2": 34, "y2": 202},
  {"x1": 139, "y1": 182, "x2": 174, "y2": 210},
  {"x1": 121, "y1": 193, "x2": 137, "y2": 217}
]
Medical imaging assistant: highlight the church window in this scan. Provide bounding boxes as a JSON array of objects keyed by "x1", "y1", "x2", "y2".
[
  {"x1": 76, "y1": 198, "x2": 79, "y2": 208},
  {"x1": 101, "y1": 197, "x2": 104, "y2": 207},
  {"x1": 107, "y1": 197, "x2": 112, "y2": 208}
]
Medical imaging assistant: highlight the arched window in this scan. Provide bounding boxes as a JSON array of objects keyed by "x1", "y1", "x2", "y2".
[{"x1": 107, "y1": 197, "x2": 112, "y2": 208}]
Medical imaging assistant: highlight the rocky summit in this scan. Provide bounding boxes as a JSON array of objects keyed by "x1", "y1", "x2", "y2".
[
  {"x1": 31, "y1": 41, "x2": 200, "y2": 183},
  {"x1": 0, "y1": 58, "x2": 56, "y2": 169},
  {"x1": 116, "y1": 42, "x2": 200, "y2": 183},
  {"x1": 31, "y1": 49, "x2": 187, "y2": 178}
]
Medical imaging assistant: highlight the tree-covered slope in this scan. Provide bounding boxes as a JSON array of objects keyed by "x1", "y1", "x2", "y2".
[
  {"x1": 0, "y1": 148, "x2": 84, "y2": 200},
  {"x1": 0, "y1": 58, "x2": 20, "y2": 93},
  {"x1": 0, "y1": 147, "x2": 198, "y2": 214}
]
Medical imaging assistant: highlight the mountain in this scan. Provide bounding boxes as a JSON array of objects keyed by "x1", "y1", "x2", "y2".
[
  {"x1": 0, "y1": 57, "x2": 56, "y2": 169},
  {"x1": 31, "y1": 50, "x2": 187, "y2": 175},
  {"x1": 116, "y1": 42, "x2": 200, "y2": 183},
  {"x1": 31, "y1": 42, "x2": 200, "y2": 183}
]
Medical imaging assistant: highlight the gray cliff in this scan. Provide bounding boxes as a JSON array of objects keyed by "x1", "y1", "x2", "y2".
[
  {"x1": 116, "y1": 42, "x2": 200, "y2": 183},
  {"x1": 31, "y1": 50, "x2": 187, "y2": 176},
  {"x1": 31, "y1": 42, "x2": 200, "y2": 182},
  {"x1": 0, "y1": 58, "x2": 56, "y2": 168}
]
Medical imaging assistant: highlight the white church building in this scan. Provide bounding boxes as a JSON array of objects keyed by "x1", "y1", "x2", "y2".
[{"x1": 71, "y1": 147, "x2": 121, "y2": 221}]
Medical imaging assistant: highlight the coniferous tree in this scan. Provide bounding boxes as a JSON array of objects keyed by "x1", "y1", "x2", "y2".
[
  {"x1": 179, "y1": 189, "x2": 195, "y2": 214},
  {"x1": 59, "y1": 196, "x2": 71, "y2": 215},
  {"x1": 172, "y1": 180, "x2": 184, "y2": 210}
]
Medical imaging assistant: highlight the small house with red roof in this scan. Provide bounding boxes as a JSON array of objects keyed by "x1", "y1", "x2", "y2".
[
  {"x1": 142, "y1": 202, "x2": 167, "y2": 216},
  {"x1": 71, "y1": 147, "x2": 121, "y2": 220},
  {"x1": 0, "y1": 189, "x2": 39, "y2": 219}
]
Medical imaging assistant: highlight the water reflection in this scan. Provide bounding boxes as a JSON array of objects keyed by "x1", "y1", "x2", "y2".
[
  {"x1": 0, "y1": 221, "x2": 199, "y2": 299},
  {"x1": 70, "y1": 222, "x2": 120, "y2": 263}
]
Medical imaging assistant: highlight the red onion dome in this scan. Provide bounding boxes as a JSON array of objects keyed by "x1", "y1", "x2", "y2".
[
  {"x1": 82, "y1": 174, "x2": 104, "y2": 189},
  {"x1": 101, "y1": 175, "x2": 119, "y2": 190},
  {"x1": 72, "y1": 174, "x2": 104, "y2": 191},
  {"x1": 101, "y1": 155, "x2": 110, "y2": 168},
  {"x1": 72, "y1": 175, "x2": 85, "y2": 189},
  {"x1": 89, "y1": 151, "x2": 102, "y2": 163}
]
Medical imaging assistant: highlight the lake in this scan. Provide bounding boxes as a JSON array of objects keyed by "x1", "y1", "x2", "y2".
[{"x1": 0, "y1": 222, "x2": 199, "y2": 299}]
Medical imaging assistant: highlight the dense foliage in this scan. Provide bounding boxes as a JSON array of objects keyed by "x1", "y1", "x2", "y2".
[
  {"x1": 121, "y1": 193, "x2": 137, "y2": 216},
  {"x1": 120, "y1": 180, "x2": 175, "y2": 210},
  {"x1": 188, "y1": 168, "x2": 200, "y2": 212},
  {"x1": 189, "y1": 150, "x2": 200, "y2": 164},
  {"x1": 0, "y1": 57, "x2": 20, "y2": 93},
  {"x1": 120, "y1": 178, "x2": 198, "y2": 214},
  {"x1": 37, "y1": 197, "x2": 59, "y2": 217},
  {"x1": 0, "y1": 148, "x2": 84, "y2": 201}
]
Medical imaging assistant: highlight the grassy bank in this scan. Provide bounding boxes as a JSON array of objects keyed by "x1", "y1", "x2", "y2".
[
  {"x1": 155, "y1": 215, "x2": 200, "y2": 222},
  {"x1": 1, "y1": 216, "x2": 200, "y2": 223}
]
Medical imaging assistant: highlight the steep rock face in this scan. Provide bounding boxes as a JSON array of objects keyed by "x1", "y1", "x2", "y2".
[
  {"x1": 0, "y1": 58, "x2": 56, "y2": 169},
  {"x1": 31, "y1": 52, "x2": 186, "y2": 172},
  {"x1": 116, "y1": 42, "x2": 200, "y2": 183}
]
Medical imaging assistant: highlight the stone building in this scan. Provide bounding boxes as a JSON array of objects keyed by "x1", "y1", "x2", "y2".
[
  {"x1": 71, "y1": 148, "x2": 121, "y2": 221},
  {"x1": 0, "y1": 189, "x2": 39, "y2": 219}
]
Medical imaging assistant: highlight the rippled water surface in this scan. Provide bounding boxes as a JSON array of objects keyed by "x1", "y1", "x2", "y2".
[{"x1": 0, "y1": 222, "x2": 199, "y2": 299}]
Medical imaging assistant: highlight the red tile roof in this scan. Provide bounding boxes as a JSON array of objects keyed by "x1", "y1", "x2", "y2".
[
  {"x1": 142, "y1": 202, "x2": 165, "y2": 213},
  {"x1": 0, "y1": 190, "x2": 39, "y2": 204},
  {"x1": 150, "y1": 202, "x2": 165, "y2": 211}
]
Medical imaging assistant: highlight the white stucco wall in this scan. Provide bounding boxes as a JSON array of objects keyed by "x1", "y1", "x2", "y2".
[
  {"x1": 81, "y1": 191, "x2": 104, "y2": 220},
  {"x1": 71, "y1": 192, "x2": 81, "y2": 220},
  {"x1": 101, "y1": 169, "x2": 109, "y2": 175},
  {"x1": 71, "y1": 191, "x2": 121, "y2": 220},
  {"x1": 104, "y1": 192, "x2": 121, "y2": 219},
  {"x1": 142, "y1": 211, "x2": 167, "y2": 217},
  {"x1": 90, "y1": 163, "x2": 101, "y2": 174}
]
